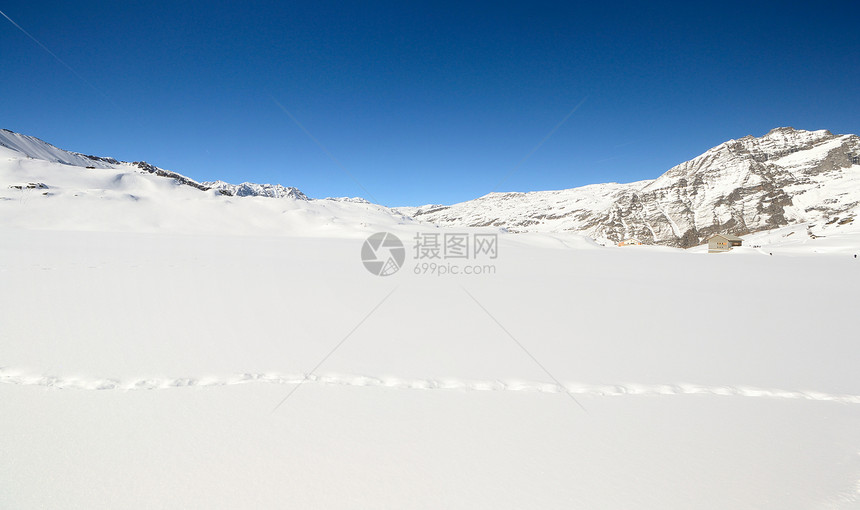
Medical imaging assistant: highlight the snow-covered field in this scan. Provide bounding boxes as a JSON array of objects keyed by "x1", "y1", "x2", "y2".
[{"x1": 2, "y1": 138, "x2": 860, "y2": 508}]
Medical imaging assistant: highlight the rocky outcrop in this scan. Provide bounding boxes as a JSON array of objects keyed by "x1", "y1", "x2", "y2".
[
  {"x1": 405, "y1": 128, "x2": 860, "y2": 247},
  {"x1": 133, "y1": 161, "x2": 210, "y2": 192},
  {"x1": 201, "y1": 180, "x2": 309, "y2": 200}
]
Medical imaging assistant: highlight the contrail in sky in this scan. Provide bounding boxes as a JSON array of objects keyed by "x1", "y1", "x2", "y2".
[{"x1": 0, "y1": 8, "x2": 121, "y2": 110}]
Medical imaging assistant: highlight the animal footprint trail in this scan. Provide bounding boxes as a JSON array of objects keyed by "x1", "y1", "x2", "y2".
[{"x1": 2, "y1": 368, "x2": 859, "y2": 405}]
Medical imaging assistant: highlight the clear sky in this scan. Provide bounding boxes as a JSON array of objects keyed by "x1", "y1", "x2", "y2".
[{"x1": 2, "y1": 1, "x2": 858, "y2": 206}]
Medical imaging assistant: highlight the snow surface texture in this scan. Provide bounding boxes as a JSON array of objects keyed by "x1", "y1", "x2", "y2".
[
  {"x1": 401, "y1": 127, "x2": 860, "y2": 248},
  {"x1": 2, "y1": 130, "x2": 860, "y2": 509}
]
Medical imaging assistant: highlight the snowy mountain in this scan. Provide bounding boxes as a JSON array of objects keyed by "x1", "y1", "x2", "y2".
[
  {"x1": 4, "y1": 127, "x2": 859, "y2": 247},
  {"x1": 0, "y1": 128, "x2": 313, "y2": 199},
  {"x1": 0, "y1": 128, "x2": 409, "y2": 235},
  {"x1": 401, "y1": 128, "x2": 860, "y2": 247},
  {"x1": 324, "y1": 196, "x2": 372, "y2": 204},
  {"x1": 202, "y1": 180, "x2": 309, "y2": 200}
]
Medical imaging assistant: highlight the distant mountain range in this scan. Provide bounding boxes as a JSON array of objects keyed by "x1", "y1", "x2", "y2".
[
  {"x1": 202, "y1": 180, "x2": 308, "y2": 200},
  {"x1": 2, "y1": 126, "x2": 858, "y2": 247}
]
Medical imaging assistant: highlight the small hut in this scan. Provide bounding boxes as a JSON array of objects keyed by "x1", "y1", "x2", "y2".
[{"x1": 708, "y1": 234, "x2": 743, "y2": 253}]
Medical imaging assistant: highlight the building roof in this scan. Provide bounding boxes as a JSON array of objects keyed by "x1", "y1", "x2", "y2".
[{"x1": 709, "y1": 233, "x2": 743, "y2": 242}]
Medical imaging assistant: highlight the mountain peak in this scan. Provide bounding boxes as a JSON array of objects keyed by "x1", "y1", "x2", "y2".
[
  {"x1": 764, "y1": 126, "x2": 833, "y2": 138},
  {"x1": 201, "y1": 180, "x2": 309, "y2": 200},
  {"x1": 766, "y1": 126, "x2": 797, "y2": 135}
]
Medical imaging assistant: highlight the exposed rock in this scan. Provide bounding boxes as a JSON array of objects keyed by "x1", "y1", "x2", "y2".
[
  {"x1": 133, "y1": 161, "x2": 210, "y2": 192},
  {"x1": 201, "y1": 180, "x2": 308, "y2": 200},
  {"x1": 406, "y1": 128, "x2": 860, "y2": 248}
]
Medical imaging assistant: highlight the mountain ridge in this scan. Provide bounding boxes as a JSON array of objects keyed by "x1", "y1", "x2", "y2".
[
  {"x1": 0, "y1": 129, "x2": 305, "y2": 200},
  {"x1": 399, "y1": 127, "x2": 860, "y2": 247},
  {"x1": 3, "y1": 126, "x2": 859, "y2": 247}
]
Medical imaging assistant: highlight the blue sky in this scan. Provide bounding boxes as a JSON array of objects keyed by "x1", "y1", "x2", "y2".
[{"x1": 2, "y1": 1, "x2": 858, "y2": 206}]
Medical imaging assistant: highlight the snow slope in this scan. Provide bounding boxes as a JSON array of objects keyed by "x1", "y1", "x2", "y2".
[
  {"x1": 2, "y1": 130, "x2": 860, "y2": 509},
  {"x1": 0, "y1": 143, "x2": 410, "y2": 236},
  {"x1": 0, "y1": 129, "x2": 117, "y2": 168}
]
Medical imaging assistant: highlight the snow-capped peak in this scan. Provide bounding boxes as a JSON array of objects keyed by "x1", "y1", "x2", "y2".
[{"x1": 202, "y1": 180, "x2": 309, "y2": 200}]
